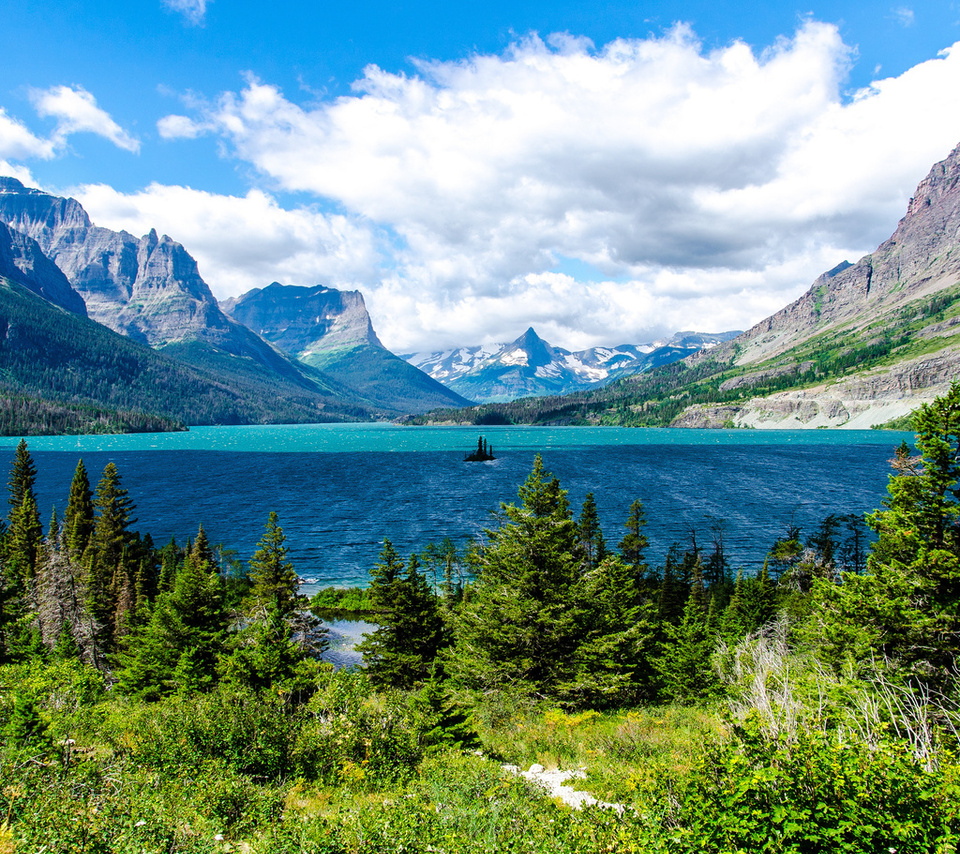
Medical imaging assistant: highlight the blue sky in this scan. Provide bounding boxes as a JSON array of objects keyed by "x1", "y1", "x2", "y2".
[{"x1": 2, "y1": 1, "x2": 960, "y2": 351}]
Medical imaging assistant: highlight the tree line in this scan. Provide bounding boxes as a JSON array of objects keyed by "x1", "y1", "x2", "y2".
[{"x1": 0, "y1": 443, "x2": 324, "y2": 698}]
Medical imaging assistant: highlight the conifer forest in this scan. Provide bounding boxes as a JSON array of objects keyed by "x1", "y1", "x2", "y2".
[{"x1": 2, "y1": 387, "x2": 960, "y2": 852}]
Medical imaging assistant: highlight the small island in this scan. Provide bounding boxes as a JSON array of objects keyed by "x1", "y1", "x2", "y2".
[{"x1": 465, "y1": 436, "x2": 496, "y2": 461}]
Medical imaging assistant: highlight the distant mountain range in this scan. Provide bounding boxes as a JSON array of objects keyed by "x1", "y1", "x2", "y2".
[
  {"x1": 412, "y1": 142, "x2": 960, "y2": 429},
  {"x1": 404, "y1": 327, "x2": 739, "y2": 402}
]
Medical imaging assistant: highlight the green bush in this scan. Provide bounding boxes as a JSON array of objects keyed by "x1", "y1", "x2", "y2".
[{"x1": 670, "y1": 713, "x2": 960, "y2": 853}]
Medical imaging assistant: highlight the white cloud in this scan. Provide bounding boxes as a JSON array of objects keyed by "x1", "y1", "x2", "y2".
[
  {"x1": 0, "y1": 108, "x2": 55, "y2": 160},
  {"x1": 163, "y1": 0, "x2": 208, "y2": 27},
  {"x1": 156, "y1": 114, "x2": 206, "y2": 139},
  {"x1": 71, "y1": 182, "x2": 381, "y2": 298},
  {"x1": 30, "y1": 85, "x2": 140, "y2": 153},
  {"x1": 146, "y1": 23, "x2": 960, "y2": 351}
]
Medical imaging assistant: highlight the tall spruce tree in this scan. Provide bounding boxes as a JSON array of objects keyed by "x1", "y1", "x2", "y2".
[
  {"x1": 577, "y1": 492, "x2": 607, "y2": 572},
  {"x1": 116, "y1": 552, "x2": 227, "y2": 698},
  {"x1": 618, "y1": 498, "x2": 650, "y2": 584},
  {"x1": 570, "y1": 555, "x2": 657, "y2": 707},
  {"x1": 804, "y1": 383, "x2": 960, "y2": 683},
  {"x1": 63, "y1": 459, "x2": 94, "y2": 561},
  {"x1": 84, "y1": 463, "x2": 137, "y2": 652},
  {"x1": 356, "y1": 543, "x2": 446, "y2": 689},
  {"x1": 247, "y1": 511, "x2": 299, "y2": 618},
  {"x1": 7, "y1": 440, "x2": 36, "y2": 516},
  {"x1": 654, "y1": 562, "x2": 719, "y2": 703},
  {"x1": 449, "y1": 455, "x2": 581, "y2": 697}
]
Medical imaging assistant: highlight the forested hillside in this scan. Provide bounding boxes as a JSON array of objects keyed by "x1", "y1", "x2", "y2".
[
  {"x1": 1, "y1": 385, "x2": 959, "y2": 850},
  {"x1": 0, "y1": 276, "x2": 371, "y2": 427}
]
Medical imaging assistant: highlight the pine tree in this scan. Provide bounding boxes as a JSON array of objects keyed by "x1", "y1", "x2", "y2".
[
  {"x1": 90, "y1": 462, "x2": 136, "y2": 575},
  {"x1": 116, "y1": 553, "x2": 227, "y2": 698},
  {"x1": 654, "y1": 563, "x2": 719, "y2": 703},
  {"x1": 248, "y1": 512, "x2": 299, "y2": 618},
  {"x1": 191, "y1": 524, "x2": 217, "y2": 569},
  {"x1": 618, "y1": 498, "x2": 650, "y2": 584},
  {"x1": 577, "y1": 492, "x2": 607, "y2": 572},
  {"x1": 804, "y1": 383, "x2": 960, "y2": 683},
  {"x1": 6, "y1": 440, "x2": 37, "y2": 517},
  {"x1": 357, "y1": 545, "x2": 446, "y2": 689},
  {"x1": 570, "y1": 555, "x2": 657, "y2": 707},
  {"x1": 449, "y1": 454, "x2": 581, "y2": 697},
  {"x1": 63, "y1": 459, "x2": 94, "y2": 560}
]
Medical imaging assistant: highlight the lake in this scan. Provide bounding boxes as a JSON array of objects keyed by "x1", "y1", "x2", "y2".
[{"x1": 3, "y1": 424, "x2": 910, "y2": 592}]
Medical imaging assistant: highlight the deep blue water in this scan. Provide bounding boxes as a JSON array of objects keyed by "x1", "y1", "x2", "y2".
[{"x1": 4, "y1": 425, "x2": 910, "y2": 593}]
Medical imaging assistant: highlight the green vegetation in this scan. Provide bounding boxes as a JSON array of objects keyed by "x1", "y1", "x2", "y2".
[{"x1": 3, "y1": 385, "x2": 960, "y2": 850}]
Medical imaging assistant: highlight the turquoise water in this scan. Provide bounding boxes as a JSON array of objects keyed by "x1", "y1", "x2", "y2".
[
  {"x1": 14, "y1": 425, "x2": 911, "y2": 592},
  {"x1": 0, "y1": 423, "x2": 909, "y2": 454}
]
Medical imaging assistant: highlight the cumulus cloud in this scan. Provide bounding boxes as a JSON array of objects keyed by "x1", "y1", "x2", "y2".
[
  {"x1": 71, "y1": 182, "x2": 381, "y2": 298},
  {"x1": 163, "y1": 0, "x2": 208, "y2": 27},
  {"x1": 140, "y1": 23, "x2": 960, "y2": 351},
  {"x1": 30, "y1": 85, "x2": 140, "y2": 153},
  {"x1": 0, "y1": 108, "x2": 56, "y2": 161}
]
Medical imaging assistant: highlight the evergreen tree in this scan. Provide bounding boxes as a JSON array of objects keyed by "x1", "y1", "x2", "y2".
[
  {"x1": 449, "y1": 455, "x2": 581, "y2": 697},
  {"x1": 116, "y1": 553, "x2": 227, "y2": 698},
  {"x1": 90, "y1": 462, "x2": 136, "y2": 572},
  {"x1": 191, "y1": 524, "x2": 217, "y2": 569},
  {"x1": 6, "y1": 439, "x2": 36, "y2": 517},
  {"x1": 248, "y1": 511, "x2": 299, "y2": 618},
  {"x1": 654, "y1": 563, "x2": 719, "y2": 703},
  {"x1": 356, "y1": 544, "x2": 446, "y2": 689},
  {"x1": 6, "y1": 491, "x2": 42, "y2": 584},
  {"x1": 804, "y1": 383, "x2": 960, "y2": 684},
  {"x1": 655, "y1": 548, "x2": 688, "y2": 631},
  {"x1": 721, "y1": 563, "x2": 776, "y2": 641},
  {"x1": 577, "y1": 492, "x2": 607, "y2": 572},
  {"x1": 63, "y1": 459, "x2": 94, "y2": 560},
  {"x1": 570, "y1": 555, "x2": 657, "y2": 707}
]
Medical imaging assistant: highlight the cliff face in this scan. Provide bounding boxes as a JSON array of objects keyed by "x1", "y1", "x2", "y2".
[
  {"x1": 223, "y1": 282, "x2": 473, "y2": 414},
  {"x1": 222, "y1": 283, "x2": 381, "y2": 356},
  {"x1": 0, "y1": 220, "x2": 86, "y2": 315},
  {"x1": 717, "y1": 145, "x2": 960, "y2": 368},
  {"x1": 662, "y1": 143, "x2": 960, "y2": 428}
]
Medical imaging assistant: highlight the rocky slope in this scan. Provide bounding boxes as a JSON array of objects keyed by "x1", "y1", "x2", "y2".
[
  {"x1": 0, "y1": 221, "x2": 87, "y2": 315},
  {"x1": 405, "y1": 328, "x2": 738, "y2": 403},
  {"x1": 223, "y1": 283, "x2": 472, "y2": 414},
  {"x1": 669, "y1": 143, "x2": 960, "y2": 428}
]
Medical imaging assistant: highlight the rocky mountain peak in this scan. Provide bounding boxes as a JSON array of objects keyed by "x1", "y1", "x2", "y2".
[
  {"x1": 222, "y1": 282, "x2": 382, "y2": 355},
  {"x1": 712, "y1": 142, "x2": 960, "y2": 368}
]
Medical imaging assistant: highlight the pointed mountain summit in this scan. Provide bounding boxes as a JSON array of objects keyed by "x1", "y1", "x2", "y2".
[
  {"x1": 222, "y1": 283, "x2": 473, "y2": 414},
  {"x1": 406, "y1": 327, "x2": 738, "y2": 403}
]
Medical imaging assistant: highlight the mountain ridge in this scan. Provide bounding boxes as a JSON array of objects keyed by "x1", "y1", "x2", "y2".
[{"x1": 404, "y1": 327, "x2": 740, "y2": 403}]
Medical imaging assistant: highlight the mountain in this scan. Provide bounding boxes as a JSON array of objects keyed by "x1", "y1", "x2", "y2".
[
  {"x1": 0, "y1": 179, "x2": 360, "y2": 394},
  {"x1": 0, "y1": 220, "x2": 87, "y2": 316},
  {"x1": 222, "y1": 282, "x2": 472, "y2": 414},
  {"x1": 407, "y1": 142, "x2": 960, "y2": 428},
  {"x1": 404, "y1": 327, "x2": 739, "y2": 402},
  {"x1": 0, "y1": 178, "x2": 420, "y2": 423}
]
